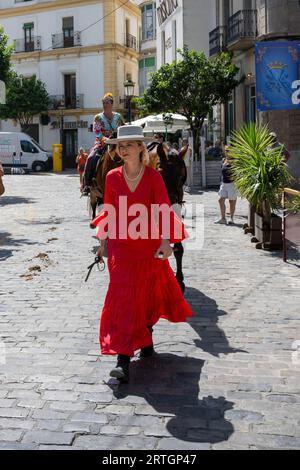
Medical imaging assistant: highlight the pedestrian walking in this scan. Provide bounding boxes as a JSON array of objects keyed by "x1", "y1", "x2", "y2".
[
  {"x1": 92, "y1": 125, "x2": 193, "y2": 383},
  {"x1": 181, "y1": 139, "x2": 193, "y2": 189},
  {"x1": 76, "y1": 147, "x2": 88, "y2": 191},
  {"x1": 215, "y1": 145, "x2": 237, "y2": 225},
  {"x1": 0, "y1": 162, "x2": 5, "y2": 196},
  {"x1": 268, "y1": 131, "x2": 290, "y2": 162}
]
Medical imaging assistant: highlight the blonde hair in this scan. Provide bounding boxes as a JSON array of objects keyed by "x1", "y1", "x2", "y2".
[
  {"x1": 103, "y1": 92, "x2": 114, "y2": 102},
  {"x1": 117, "y1": 141, "x2": 150, "y2": 166}
]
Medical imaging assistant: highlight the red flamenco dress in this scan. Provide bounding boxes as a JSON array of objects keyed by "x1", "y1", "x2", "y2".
[{"x1": 92, "y1": 165, "x2": 193, "y2": 357}]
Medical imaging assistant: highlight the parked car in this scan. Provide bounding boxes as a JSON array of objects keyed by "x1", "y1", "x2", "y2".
[{"x1": 0, "y1": 132, "x2": 52, "y2": 173}]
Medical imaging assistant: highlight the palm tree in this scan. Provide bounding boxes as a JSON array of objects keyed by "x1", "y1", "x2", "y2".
[{"x1": 229, "y1": 123, "x2": 291, "y2": 228}]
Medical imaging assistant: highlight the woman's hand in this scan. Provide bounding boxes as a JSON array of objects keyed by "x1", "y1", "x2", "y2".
[
  {"x1": 155, "y1": 239, "x2": 173, "y2": 260},
  {"x1": 96, "y1": 241, "x2": 106, "y2": 259}
]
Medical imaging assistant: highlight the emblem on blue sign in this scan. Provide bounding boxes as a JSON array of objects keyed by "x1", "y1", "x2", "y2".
[{"x1": 255, "y1": 41, "x2": 300, "y2": 111}]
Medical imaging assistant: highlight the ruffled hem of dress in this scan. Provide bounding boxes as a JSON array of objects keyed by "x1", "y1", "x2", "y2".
[{"x1": 99, "y1": 257, "x2": 193, "y2": 356}]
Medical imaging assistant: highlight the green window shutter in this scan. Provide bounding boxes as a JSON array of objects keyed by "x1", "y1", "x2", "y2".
[
  {"x1": 139, "y1": 59, "x2": 145, "y2": 69},
  {"x1": 23, "y1": 23, "x2": 34, "y2": 30},
  {"x1": 145, "y1": 57, "x2": 155, "y2": 68}
]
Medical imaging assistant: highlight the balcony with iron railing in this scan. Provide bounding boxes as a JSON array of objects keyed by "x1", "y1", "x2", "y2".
[
  {"x1": 48, "y1": 94, "x2": 84, "y2": 110},
  {"x1": 124, "y1": 33, "x2": 137, "y2": 51},
  {"x1": 227, "y1": 10, "x2": 258, "y2": 49},
  {"x1": 14, "y1": 36, "x2": 41, "y2": 53},
  {"x1": 52, "y1": 32, "x2": 81, "y2": 49},
  {"x1": 209, "y1": 26, "x2": 227, "y2": 56}
]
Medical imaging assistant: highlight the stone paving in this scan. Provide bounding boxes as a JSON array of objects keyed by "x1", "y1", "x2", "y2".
[{"x1": 0, "y1": 172, "x2": 300, "y2": 450}]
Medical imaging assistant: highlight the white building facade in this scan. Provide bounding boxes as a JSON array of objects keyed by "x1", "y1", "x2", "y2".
[
  {"x1": 0, "y1": 0, "x2": 141, "y2": 167},
  {"x1": 156, "y1": 0, "x2": 214, "y2": 68}
]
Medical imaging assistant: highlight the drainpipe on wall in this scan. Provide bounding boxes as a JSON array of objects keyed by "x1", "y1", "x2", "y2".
[{"x1": 265, "y1": 0, "x2": 268, "y2": 36}]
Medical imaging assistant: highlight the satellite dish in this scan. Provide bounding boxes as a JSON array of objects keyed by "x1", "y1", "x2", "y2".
[{"x1": 0, "y1": 80, "x2": 6, "y2": 105}]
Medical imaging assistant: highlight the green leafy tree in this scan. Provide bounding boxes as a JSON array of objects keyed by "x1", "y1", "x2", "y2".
[
  {"x1": 0, "y1": 25, "x2": 14, "y2": 85},
  {"x1": 138, "y1": 47, "x2": 242, "y2": 158},
  {"x1": 0, "y1": 74, "x2": 50, "y2": 131}
]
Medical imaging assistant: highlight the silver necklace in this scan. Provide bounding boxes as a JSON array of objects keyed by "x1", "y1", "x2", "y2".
[{"x1": 123, "y1": 164, "x2": 144, "y2": 182}]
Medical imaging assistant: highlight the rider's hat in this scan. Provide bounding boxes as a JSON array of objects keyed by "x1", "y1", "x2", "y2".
[
  {"x1": 102, "y1": 92, "x2": 114, "y2": 103},
  {"x1": 106, "y1": 125, "x2": 154, "y2": 144}
]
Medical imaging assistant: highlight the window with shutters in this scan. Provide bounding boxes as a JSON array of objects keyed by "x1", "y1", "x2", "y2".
[
  {"x1": 62, "y1": 17, "x2": 74, "y2": 48},
  {"x1": 23, "y1": 23, "x2": 34, "y2": 52}
]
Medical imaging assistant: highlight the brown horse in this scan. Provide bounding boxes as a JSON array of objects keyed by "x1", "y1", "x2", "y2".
[
  {"x1": 150, "y1": 143, "x2": 188, "y2": 292},
  {"x1": 86, "y1": 144, "x2": 123, "y2": 221}
]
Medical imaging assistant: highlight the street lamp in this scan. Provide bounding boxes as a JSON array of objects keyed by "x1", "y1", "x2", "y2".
[{"x1": 124, "y1": 79, "x2": 135, "y2": 124}]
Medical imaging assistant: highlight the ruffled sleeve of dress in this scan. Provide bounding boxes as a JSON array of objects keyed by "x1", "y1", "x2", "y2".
[
  {"x1": 152, "y1": 170, "x2": 188, "y2": 244},
  {"x1": 91, "y1": 172, "x2": 115, "y2": 239}
]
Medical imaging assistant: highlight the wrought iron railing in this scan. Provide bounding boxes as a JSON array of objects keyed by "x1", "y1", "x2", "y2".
[
  {"x1": 227, "y1": 10, "x2": 258, "y2": 44},
  {"x1": 48, "y1": 94, "x2": 84, "y2": 110},
  {"x1": 209, "y1": 26, "x2": 227, "y2": 56},
  {"x1": 52, "y1": 32, "x2": 81, "y2": 49},
  {"x1": 124, "y1": 33, "x2": 137, "y2": 50},
  {"x1": 14, "y1": 36, "x2": 41, "y2": 53}
]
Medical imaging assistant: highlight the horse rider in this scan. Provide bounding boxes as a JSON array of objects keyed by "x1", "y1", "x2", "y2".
[
  {"x1": 93, "y1": 92, "x2": 124, "y2": 139},
  {"x1": 82, "y1": 93, "x2": 124, "y2": 195}
]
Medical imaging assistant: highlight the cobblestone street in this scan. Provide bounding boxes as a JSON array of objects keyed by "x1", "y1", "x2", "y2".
[{"x1": 0, "y1": 172, "x2": 300, "y2": 450}]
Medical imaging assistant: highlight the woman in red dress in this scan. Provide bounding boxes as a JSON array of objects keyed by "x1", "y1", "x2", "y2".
[{"x1": 92, "y1": 126, "x2": 193, "y2": 383}]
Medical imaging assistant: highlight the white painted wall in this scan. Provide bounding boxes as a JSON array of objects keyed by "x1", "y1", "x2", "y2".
[
  {"x1": 183, "y1": 0, "x2": 214, "y2": 56},
  {"x1": 156, "y1": 0, "x2": 183, "y2": 67},
  {"x1": 156, "y1": 0, "x2": 213, "y2": 67},
  {"x1": 0, "y1": 3, "x2": 103, "y2": 49},
  {"x1": 116, "y1": 7, "x2": 139, "y2": 46}
]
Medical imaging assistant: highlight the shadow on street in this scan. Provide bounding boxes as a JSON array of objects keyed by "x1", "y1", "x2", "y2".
[
  {"x1": 110, "y1": 354, "x2": 234, "y2": 444},
  {"x1": 185, "y1": 287, "x2": 247, "y2": 357},
  {"x1": 0, "y1": 231, "x2": 40, "y2": 260},
  {"x1": 0, "y1": 196, "x2": 37, "y2": 206}
]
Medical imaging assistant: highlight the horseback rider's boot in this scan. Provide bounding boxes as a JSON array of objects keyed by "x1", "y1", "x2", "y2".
[
  {"x1": 140, "y1": 326, "x2": 154, "y2": 358},
  {"x1": 110, "y1": 354, "x2": 130, "y2": 383}
]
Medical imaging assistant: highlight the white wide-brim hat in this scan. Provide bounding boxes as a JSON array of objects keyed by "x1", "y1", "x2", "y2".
[{"x1": 106, "y1": 125, "x2": 154, "y2": 144}]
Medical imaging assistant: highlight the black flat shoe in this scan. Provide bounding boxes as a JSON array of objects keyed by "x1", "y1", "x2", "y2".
[
  {"x1": 140, "y1": 325, "x2": 154, "y2": 358},
  {"x1": 110, "y1": 355, "x2": 130, "y2": 383},
  {"x1": 140, "y1": 344, "x2": 154, "y2": 358}
]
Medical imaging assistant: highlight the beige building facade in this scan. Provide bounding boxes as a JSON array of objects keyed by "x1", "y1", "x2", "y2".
[{"x1": 0, "y1": 0, "x2": 141, "y2": 166}]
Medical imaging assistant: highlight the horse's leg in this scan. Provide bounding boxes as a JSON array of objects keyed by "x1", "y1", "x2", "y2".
[
  {"x1": 173, "y1": 242, "x2": 185, "y2": 292},
  {"x1": 89, "y1": 192, "x2": 97, "y2": 226},
  {"x1": 92, "y1": 202, "x2": 96, "y2": 220}
]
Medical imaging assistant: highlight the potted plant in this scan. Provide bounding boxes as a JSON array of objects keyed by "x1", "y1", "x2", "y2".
[{"x1": 229, "y1": 123, "x2": 292, "y2": 249}]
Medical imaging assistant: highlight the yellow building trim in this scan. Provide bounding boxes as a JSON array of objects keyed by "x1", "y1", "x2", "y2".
[
  {"x1": 49, "y1": 108, "x2": 101, "y2": 117},
  {"x1": 12, "y1": 43, "x2": 139, "y2": 63},
  {"x1": 49, "y1": 107, "x2": 124, "y2": 117}
]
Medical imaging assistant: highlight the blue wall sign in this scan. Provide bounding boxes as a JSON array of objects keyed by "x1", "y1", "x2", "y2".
[{"x1": 255, "y1": 41, "x2": 300, "y2": 111}]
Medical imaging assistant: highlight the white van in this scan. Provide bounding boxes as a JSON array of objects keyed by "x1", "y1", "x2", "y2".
[{"x1": 0, "y1": 132, "x2": 52, "y2": 172}]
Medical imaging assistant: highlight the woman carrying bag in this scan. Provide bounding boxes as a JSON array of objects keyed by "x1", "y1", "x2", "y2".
[{"x1": 91, "y1": 126, "x2": 193, "y2": 383}]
